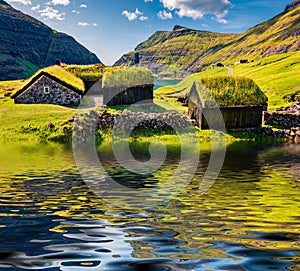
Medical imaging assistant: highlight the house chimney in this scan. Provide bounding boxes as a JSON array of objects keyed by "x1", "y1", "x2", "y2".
[{"x1": 55, "y1": 59, "x2": 61, "y2": 66}]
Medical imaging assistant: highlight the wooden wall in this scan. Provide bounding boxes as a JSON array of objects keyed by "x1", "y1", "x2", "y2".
[
  {"x1": 103, "y1": 84, "x2": 153, "y2": 106},
  {"x1": 188, "y1": 101, "x2": 263, "y2": 130}
]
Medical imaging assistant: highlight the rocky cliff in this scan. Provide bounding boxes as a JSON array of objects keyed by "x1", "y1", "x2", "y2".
[
  {"x1": 285, "y1": 0, "x2": 300, "y2": 12},
  {"x1": 114, "y1": 1, "x2": 300, "y2": 76},
  {"x1": 0, "y1": 0, "x2": 101, "y2": 80}
]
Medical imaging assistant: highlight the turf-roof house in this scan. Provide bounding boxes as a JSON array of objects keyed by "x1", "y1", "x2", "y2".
[
  {"x1": 11, "y1": 65, "x2": 85, "y2": 105},
  {"x1": 187, "y1": 76, "x2": 268, "y2": 129},
  {"x1": 102, "y1": 67, "x2": 154, "y2": 106}
]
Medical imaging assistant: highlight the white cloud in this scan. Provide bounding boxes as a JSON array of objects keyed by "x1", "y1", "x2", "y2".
[
  {"x1": 160, "y1": 0, "x2": 232, "y2": 22},
  {"x1": 50, "y1": 0, "x2": 70, "y2": 6},
  {"x1": 6, "y1": 0, "x2": 31, "y2": 5},
  {"x1": 122, "y1": 8, "x2": 148, "y2": 21},
  {"x1": 216, "y1": 17, "x2": 228, "y2": 24},
  {"x1": 78, "y1": 22, "x2": 97, "y2": 27},
  {"x1": 80, "y1": 4, "x2": 87, "y2": 8},
  {"x1": 38, "y1": 6, "x2": 65, "y2": 20},
  {"x1": 139, "y1": 15, "x2": 148, "y2": 21},
  {"x1": 157, "y1": 10, "x2": 173, "y2": 20},
  {"x1": 31, "y1": 4, "x2": 40, "y2": 11},
  {"x1": 122, "y1": 10, "x2": 138, "y2": 21},
  {"x1": 144, "y1": 0, "x2": 152, "y2": 2},
  {"x1": 72, "y1": 9, "x2": 80, "y2": 14},
  {"x1": 78, "y1": 22, "x2": 89, "y2": 27}
]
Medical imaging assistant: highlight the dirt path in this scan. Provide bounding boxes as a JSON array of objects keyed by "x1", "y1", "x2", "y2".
[{"x1": 225, "y1": 66, "x2": 232, "y2": 76}]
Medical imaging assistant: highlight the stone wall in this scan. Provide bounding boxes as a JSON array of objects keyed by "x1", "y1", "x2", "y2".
[
  {"x1": 263, "y1": 111, "x2": 300, "y2": 127},
  {"x1": 14, "y1": 75, "x2": 81, "y2": 105},
  {"x1": 73, "y1": 110, "x2": 191, "y2": 142}
]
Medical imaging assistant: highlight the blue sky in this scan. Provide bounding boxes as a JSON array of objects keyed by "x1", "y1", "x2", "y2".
[{"x1": 6, "y1": 0, "x2": 292, "y2": 65}]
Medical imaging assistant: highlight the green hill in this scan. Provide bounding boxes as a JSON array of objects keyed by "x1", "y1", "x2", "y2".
[
  {"x1": 0, "y1": 0, "x2": 101, "y2": 81},
  {"x1": 115, "y1": 1, "x2": 300, "y2": 76},
  {"x1": 114, "y1": 25, "x2": 237, "y2": 78}
]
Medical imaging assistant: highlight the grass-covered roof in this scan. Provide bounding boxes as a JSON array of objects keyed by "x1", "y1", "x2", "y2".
[
  {"x1": 103, "y1": 66, "x2": 154, "y2": 88},
  {"x1": 188, "y1": 76, "x2": 268, "y2": 107},
  {"x1": 11, "y1": 65, "x2": 85, "y2": 98},
  {"x1": 65, "y1": 64, "x2": 105, "y2": 81}
]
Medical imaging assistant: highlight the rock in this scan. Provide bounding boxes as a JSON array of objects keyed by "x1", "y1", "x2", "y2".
[
  {"x1": 284, "y1": 0, "x2": 300, "y2": 12},
  {"x1": 294, "y1": 134, "x2": 300, "y2": 144},
  {"x1": 47, "y1": 122, "x2": 55, "y2": 129}
]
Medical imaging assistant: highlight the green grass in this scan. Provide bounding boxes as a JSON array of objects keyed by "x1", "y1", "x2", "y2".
[
  {"x1": 103, "y1": 67, "x2": 154, "y2": 88},
  {"x1": 65, "y1": 64, "x2": 105, "y2": 80},
  {"x1": 0, "y1": 98, "x2": 75, "y2": 141},
  {"x1": 0, "y1": 80, "x2": 23, "y2": 96},
  {"x1": 230, "y1": 51, "x2": 300, "y2": 109},
  {"x1": 16, "y1": 57, "x2": 40, "y2": 78}
]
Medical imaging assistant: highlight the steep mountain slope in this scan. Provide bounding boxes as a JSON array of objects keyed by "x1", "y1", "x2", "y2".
[
  {"x1": 192, "y1": 0, "x2": 300, "y2": 72},
  {"x1": 114, "y1": 1, "x2": 300, "y2": 76},
  {"x1": 114, "y1": 25, "x2": 237, "y2": 77},
  {"x1": 0, "y1": 0, "x2": 101, "y2": 80}
]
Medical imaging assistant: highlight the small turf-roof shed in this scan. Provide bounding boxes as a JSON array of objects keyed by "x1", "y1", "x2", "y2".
[
  {"x1": 11, "y1": 65, "x2": 85, "y2": 105},
  {"x1": 187, "y1": 76, "x2": 268, "y2": 129},
  {"x1": 103, "y1": 67, "x2": 154, "y2": 106}
]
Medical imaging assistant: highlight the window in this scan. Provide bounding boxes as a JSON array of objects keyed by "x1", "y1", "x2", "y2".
[{"x1": 44, "y1": 86, "x2": 50, "y2": 94}]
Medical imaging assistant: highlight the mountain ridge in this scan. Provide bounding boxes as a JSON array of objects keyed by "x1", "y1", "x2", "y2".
[
  {"x1": 0, "y1": 0, "x2": 101, "y2": 80},
  {"x1": 114, "y1": 1, "x2": 300, "y2": 76}
]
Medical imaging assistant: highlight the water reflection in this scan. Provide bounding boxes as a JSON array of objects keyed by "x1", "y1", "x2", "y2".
[{"x1": 0, "y1": 142, "x2": 299, "y2": 270}]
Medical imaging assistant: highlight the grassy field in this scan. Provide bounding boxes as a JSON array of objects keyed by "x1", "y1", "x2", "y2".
[
  {"x1": 157, "y1": 51, "x2": 300, "y2": 110},
  {"x1": 0, "y1": 80, "x2": 23, "y2": 96},
  {"x1": 231, "y1": 51, "x2": 300, "y2": 109},
  {"x1": 0, "y1": 98, "x2": 75, "y2": 141},
  {"x1": 0, "y1": 96, "x2": 285, "y2": 145}
]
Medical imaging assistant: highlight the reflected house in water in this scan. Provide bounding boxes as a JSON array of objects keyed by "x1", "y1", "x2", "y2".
[
  {"x1": 0, "y1": 141, "x2": 299, "y2": 270},
  {"x1": 187, "y1": 76, "x2": 268, "y2": 129}
]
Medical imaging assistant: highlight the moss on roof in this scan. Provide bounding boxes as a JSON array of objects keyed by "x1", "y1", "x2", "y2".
[
  {"x1": 65, "y1": 64, "x2": 105, "y2": 80},
  {"x1": 11, "y1": 65, "x2": 85, "y2": 98},
  {"x1": 189, "y1": 76, "x2": 268, "y2": 107},
  {"x1": 103, "y1": 67, "x2": 154, "y2": 88}
]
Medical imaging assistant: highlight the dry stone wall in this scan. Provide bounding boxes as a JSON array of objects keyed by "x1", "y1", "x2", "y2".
[
  {"x1": 263, "y1": 111, "x2": 300, "y2": 128},
  {"x1": 73, "y1": 109, "x2": 191, "y2": 143}
]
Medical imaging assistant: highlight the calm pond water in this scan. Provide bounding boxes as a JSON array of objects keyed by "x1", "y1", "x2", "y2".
[
  {"x1": 154, "y1": 79, "x2": 181, "y2": 90},
  {"x1": 0, "y1": 141, "x2": 299, "y2": 271}
]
